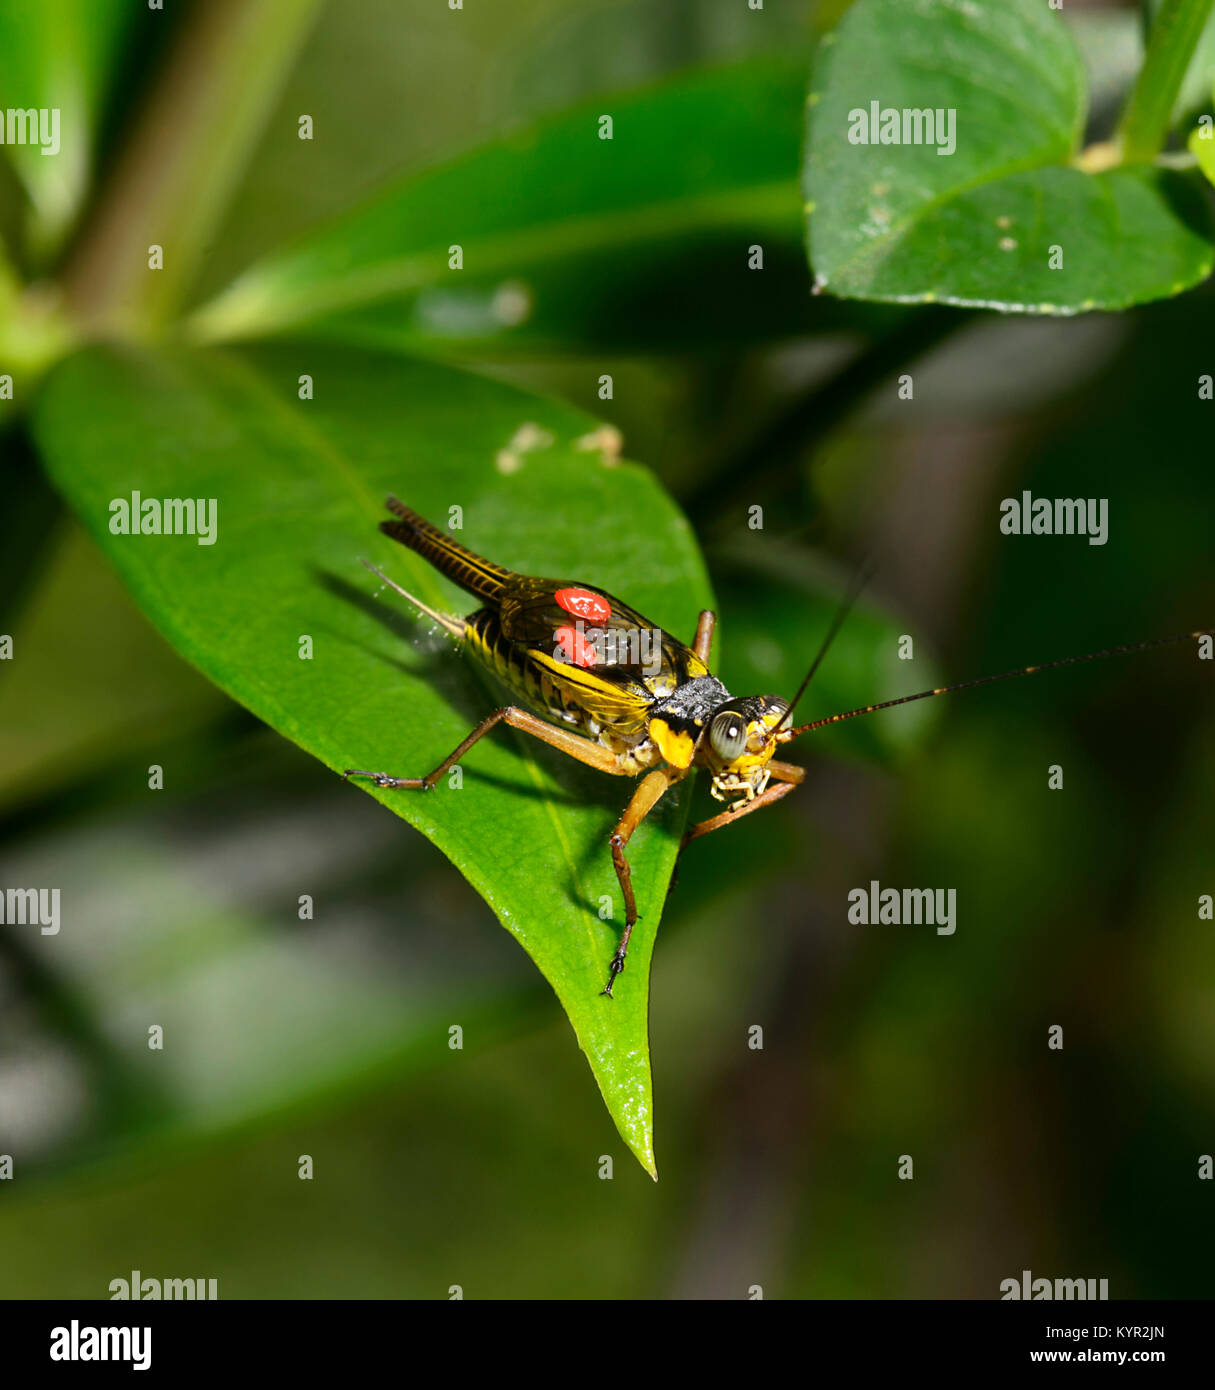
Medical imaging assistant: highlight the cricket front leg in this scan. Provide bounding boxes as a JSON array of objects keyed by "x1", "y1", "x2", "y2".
[
  {"x1": 603, "y1": 768, "x2": 674, "y2": 997},
  {"x1": 680, "y1": 759, "x2": 806, "y2": 847}
]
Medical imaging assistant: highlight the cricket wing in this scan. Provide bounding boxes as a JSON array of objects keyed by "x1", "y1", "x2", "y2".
[
  {"x1": 498, "y1": 575, "x2": 708, "y2": 685},
  {"x1": 526, "y1": 649, "x2": 655, "y2": 733}
]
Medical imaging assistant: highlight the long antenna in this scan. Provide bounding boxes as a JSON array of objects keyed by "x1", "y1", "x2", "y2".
[
  {"x1": 782, "y1": 628, "x2": 1211, "y2": 739},
  {"x1": 776, "y1": 557, "x2": 875, "y2": 732}
]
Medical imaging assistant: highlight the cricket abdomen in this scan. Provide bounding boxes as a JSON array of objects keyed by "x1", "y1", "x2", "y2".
[{"x1": 463, "y1": 608, "x2": 656, "y2": 761}]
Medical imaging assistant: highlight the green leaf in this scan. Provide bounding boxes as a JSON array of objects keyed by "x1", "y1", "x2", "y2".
[
  {"x1": 805, "y1": 0, "x2": 1215, "y2": 314},
  {"x1": 186, "y1": 57, "x2": 820, "y2": 351},
  {"x1": 32, "y1": 341, "x2": 715, "y2": 1177},
  {"x1": 0, "y1": 0, "x2": 134, "y2": 259}
]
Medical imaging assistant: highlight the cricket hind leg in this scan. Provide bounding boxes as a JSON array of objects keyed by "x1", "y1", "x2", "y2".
[
  {"x1": 342, "y1": 705, "x2": 625, "y2": 789},
  {"x1": 603, "y1": 767, "x2": 676, "y2": 997},
  {"x1": 345, "y1": 706, "x2": 678, "y2": 1001}
]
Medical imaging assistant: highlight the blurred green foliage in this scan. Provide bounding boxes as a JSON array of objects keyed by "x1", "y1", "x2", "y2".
[{"x1": 0, "y1": 0, "x2": 1212, "y2": 1297}]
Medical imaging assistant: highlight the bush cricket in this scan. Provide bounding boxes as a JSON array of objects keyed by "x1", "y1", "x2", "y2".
[{"x1": 344, "y1": 498, "x2": 1210, "y2": 996}]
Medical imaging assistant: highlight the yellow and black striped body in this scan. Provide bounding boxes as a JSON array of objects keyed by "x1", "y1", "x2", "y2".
[{"x1": 381, "y1": 498, "x2": 729, "y2": 775}]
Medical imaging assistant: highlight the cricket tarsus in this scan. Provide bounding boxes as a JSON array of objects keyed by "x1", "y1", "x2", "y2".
[
  {"x1": 602, "y1": 945, "x2": 628, "y2": 999},
  {"x1": 342, "y1": 768, "x2": 428, "y2": 789}
]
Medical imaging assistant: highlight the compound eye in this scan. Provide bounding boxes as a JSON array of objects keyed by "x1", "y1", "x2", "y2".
[{"x1": 709, "y1": 710, "x2": 748, "y2": 762}]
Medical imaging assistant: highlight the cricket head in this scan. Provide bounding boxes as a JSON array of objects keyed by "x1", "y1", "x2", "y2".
[{"x1": 699, "y1": 694, "x2": 791, "y2": 804}]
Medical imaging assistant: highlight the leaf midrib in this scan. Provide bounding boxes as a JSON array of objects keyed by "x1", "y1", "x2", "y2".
[{"x1": 196, "y1": 347, "x2": 609, "y2": 976}]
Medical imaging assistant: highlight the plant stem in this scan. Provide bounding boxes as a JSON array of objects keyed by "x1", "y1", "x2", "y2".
[
  {"x1": 61, "y1": 0, "x2": 322, "y2": 337},
  {"x1": 1116, "y1": 0, "x2": 1215, "y2": 164}
]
